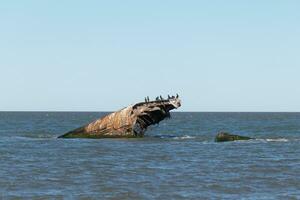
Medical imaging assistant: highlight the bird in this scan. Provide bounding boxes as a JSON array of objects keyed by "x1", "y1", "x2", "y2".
[
  {"x1": 168, "y1": 95, "x2": 171, "y2": 99},
  {"x1": 145, "y1": 97, "x2": 147, "y2": 103},
  {"x1": 147, "y1": 96, "x2": 150, "y2": 102},
  {"x1": 176, "y1": 94, "x2": 179, "y2": 98},
  {"x1": 160, "y1": 95, "x2": 163, "y2": 100},
  {"x1": 156, "y1": 97, "x2": 159, "y2": 101}
]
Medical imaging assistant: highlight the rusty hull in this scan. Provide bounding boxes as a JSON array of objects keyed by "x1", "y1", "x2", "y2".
[{"x1": 58, "y1": 96, "x2": 181, "y2": 138}]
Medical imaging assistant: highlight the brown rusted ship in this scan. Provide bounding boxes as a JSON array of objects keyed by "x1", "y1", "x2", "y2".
[{"x1": 58, "y1": 95, "x2": 181, "y2": 138}]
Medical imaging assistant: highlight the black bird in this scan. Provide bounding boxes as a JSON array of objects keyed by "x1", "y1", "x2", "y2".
[
  {"x1": 168, "y1": 95, "x2": 171, "y2": 99},
  {"x1": 176, "y1": 94, "x2": 179, "y2": 98},
  {"x1": 156, "y1": 97, "x2": 159, "y2": 101},
  {"x1": 147, "y1": 96, "x2": 150, "y2": 102},
  {"x1": 145, "y1": 97, "x2": 147, "y2": 103},
  {"x1": 160, "y1": 95, "x2": 163, "y2": 100}
]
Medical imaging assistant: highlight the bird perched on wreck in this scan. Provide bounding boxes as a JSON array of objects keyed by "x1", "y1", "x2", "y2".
[{"x1": 58, "y1": 95, "x2": 181, "y2": 139}]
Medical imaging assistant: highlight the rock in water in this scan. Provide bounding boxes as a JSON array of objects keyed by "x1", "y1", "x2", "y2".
[
  {"x1": 58, "y1": 96, "x2": 181, "y2": 139},
  {"x1": 215, "y1": 132, "x2": 252, "y2": 142}
]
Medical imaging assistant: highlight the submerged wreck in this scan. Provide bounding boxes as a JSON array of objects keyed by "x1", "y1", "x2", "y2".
[
  {"x1": 58, "y1": 95, "x2": 181, "y2": 139},
  {"x1": 215, "y1": 132, "x2": 252, "y2": 142}
]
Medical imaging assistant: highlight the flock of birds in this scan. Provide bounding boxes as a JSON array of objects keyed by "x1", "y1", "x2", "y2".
[{"x1": 144, "y1": 94, "x2": 179, "y2": 103}]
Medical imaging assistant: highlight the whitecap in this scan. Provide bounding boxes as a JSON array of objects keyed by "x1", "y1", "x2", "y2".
[
  {"x1": 265, "y1": 138, "x2": 289, "y2": 142},
  {"x1": 254, "y1": 138, "x2": 289, "y2": 142},
  {"x1": 173, "y1": 135, "x2": 196, "y2": 140}
]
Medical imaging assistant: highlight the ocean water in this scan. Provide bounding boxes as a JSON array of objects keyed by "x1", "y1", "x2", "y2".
[{"x1": 0, "y1": 112, "x2": 300, "y2": 199}]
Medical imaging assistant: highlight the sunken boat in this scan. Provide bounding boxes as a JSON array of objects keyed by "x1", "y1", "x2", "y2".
[
  {"x1": 58, "y1": 95, "x2": 181, "y2": 138},
  {"x1": 215, "y1": 132, "x2": 253, "y2": 142}
]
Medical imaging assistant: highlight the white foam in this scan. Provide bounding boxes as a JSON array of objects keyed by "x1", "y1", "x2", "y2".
[
  {"x1": 255, "y1": 138, "x2": 289, "y2": 142},
  {"x1": 265, "y1": 138, "x2": 289, "y2": 142},
  {"x1": 174, "y1": 135, "x2": 196, "y2": 140}
]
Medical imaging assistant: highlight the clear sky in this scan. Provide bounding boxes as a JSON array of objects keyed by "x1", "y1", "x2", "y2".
[{"x1": 0, "y1": 1, "x2": 299, "y2": 112}]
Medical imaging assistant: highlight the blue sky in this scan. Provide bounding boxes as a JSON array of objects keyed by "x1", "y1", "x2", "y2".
[{"x1": 1, "y1": 1, "x2": 299, "y2": 111}]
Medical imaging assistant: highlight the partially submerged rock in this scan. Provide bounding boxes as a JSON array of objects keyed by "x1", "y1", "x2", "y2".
[
  {"x1": 215, "y1": 132, "x2": 252, "y2": 142},
  {"x1": 58, "y1": 95, "x2": 181, "y2": 139}
]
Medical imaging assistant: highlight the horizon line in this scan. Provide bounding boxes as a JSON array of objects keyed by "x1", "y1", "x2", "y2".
[{"x1": 1, "y1": 110, "x2": 300, "y2": 113}]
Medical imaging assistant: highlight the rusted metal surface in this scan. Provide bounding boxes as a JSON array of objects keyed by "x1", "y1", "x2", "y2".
[{"x1": 58, "y1": 95, "x2": 181, "y2": 138}]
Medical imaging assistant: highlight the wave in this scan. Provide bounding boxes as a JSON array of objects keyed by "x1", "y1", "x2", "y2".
[
  {"x1": 1, "y1": 131, "x2": 297, "y2": 143},
  {"x1": 151, "y1": 134, "x2": 196, "y2": 140},
  {"x1": 21, "y1": 132, "x2": 56, "y2": 139},
  {"x1": 259, "y1": 138, "x2": 290, "y2": 142},
  {"x1": 173, "y1": 135, "x2": 196, "y2": 140},
  {"x1": 1, "y1": 132, "x2": 57, "y2": 141},
  {"x1": 150, "y1": 134, "x2": 297, "y2": 143},
  {"x1": 266, "y1": 138, "x2": 289, "y2": 142},
  {"x1": 226, "y1": 138, "x2": 291, "y2": 143}
]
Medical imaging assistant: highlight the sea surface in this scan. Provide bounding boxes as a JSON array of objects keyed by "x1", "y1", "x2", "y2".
[{"x1": 0, "y1": 112, "x2": 300, "y2": 199}]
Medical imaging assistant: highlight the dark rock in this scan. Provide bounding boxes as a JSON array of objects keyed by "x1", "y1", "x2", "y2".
[{"x1": 215, "y1": 132, "x2": 252, "y2": 142}]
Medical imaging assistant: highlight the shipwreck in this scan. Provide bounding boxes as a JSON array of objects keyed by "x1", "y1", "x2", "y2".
[
  {"x1": 58, "y1": 95, "x2": 181, "y2": 138},
  {"x1": 215, "y1": 132, "x2": 253, "y2": 142}
]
